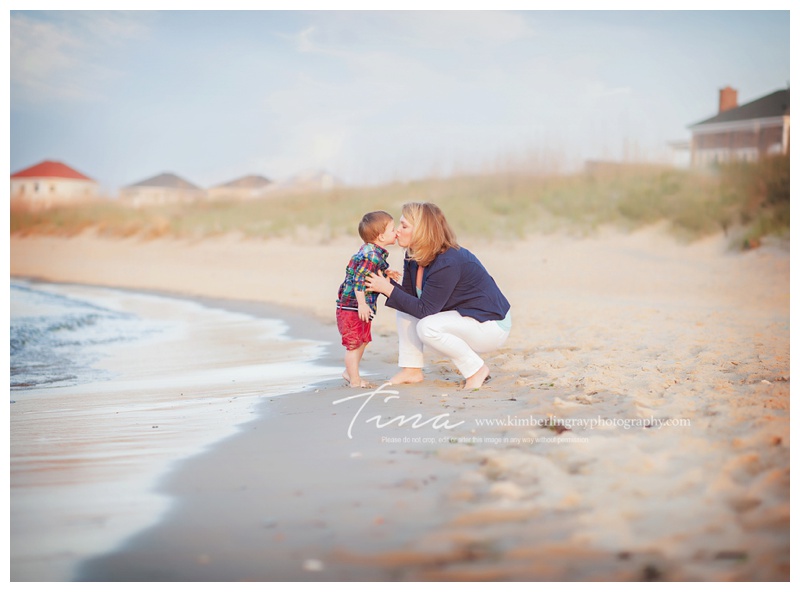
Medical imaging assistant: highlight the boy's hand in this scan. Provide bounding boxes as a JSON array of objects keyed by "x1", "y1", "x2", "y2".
[
  {"x1": 357, "y1": 302, "x2": 372, "y2": 322},
  {"x1": 386, "y1": 269, "x2": 402, "y2": 282}
]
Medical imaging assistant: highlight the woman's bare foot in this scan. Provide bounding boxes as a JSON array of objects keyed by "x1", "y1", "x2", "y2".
[
  {"x1": 342, "y1": 372, "x2": 372, "y2": 388},
  {"x1": 389, "y1": 367, "x2": 425, "y2": 385},
  {"x1": 464, "y1": 365, "x2": 491, "y2": 390}
]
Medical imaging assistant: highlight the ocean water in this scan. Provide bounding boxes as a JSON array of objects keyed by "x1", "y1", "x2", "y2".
[
  {"x1": 11, "y1": 281, "x2": 164, "y2": 392},
  {"x1": 9, "y1": 280, "x2": 340, "y2": 582}
]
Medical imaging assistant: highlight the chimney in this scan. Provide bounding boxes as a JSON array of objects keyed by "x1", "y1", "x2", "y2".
[{"x1": 719, "y1": 86, "x2": 738, "y2": 113}]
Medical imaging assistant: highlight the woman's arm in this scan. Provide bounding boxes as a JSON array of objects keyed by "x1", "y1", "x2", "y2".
[
  {"x1": 367, "y1": 255, "x2": 413, "y2": 297},
  {"x1": 384, "y1": 262, "x2": 460, "y2": 319}
]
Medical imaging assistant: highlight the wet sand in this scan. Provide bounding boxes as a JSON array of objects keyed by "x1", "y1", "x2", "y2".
[
  {"x1": 10, "y1": 228, "x2": 790, "y2": 581},
  {"x1": 10, "y1": 284, "x2": 339, "y2": 581}
]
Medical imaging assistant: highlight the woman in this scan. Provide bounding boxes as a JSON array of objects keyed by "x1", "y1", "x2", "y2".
[{"x1": 366, "y1": 202, "x2": 511, "y2": 390}]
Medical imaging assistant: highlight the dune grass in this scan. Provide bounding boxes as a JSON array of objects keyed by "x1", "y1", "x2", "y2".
[{"x1": 10, "y1": 155, "x2": 789, "y2": 249}]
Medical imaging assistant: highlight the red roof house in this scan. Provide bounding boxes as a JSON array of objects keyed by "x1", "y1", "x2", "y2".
[
  {"x1": 10, "y1": 160, "x2": 99, "y2": 209},
  {"x1": 11, "y1": 160, "x2": 94, "y2": 181}
]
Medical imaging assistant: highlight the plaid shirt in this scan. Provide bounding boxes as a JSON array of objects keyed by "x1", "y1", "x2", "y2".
[{"x1": 336, "y1": 243, "x2": 390, "y2": 314}]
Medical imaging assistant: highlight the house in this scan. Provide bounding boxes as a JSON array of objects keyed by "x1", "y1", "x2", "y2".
[
  {"x1": 688, "y1": 87, "x2": 790, "y2": 166},
  {"x1": 119, "y1": 172, "x2": 206, "y2": 207},
  {"x1": 279, "y1": 169, "x2": 343, "y2": 192},
  {"x1": 207, "y1": 175, "x2": 273, "y2": 201},
  {"x1": 10, "y1": 160, "x2": 99, "y2": 209}
]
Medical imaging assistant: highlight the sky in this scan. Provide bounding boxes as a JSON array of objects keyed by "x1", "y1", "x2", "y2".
[{"x1": 7, "y1": 5, "x2": 793, "y2": 196}]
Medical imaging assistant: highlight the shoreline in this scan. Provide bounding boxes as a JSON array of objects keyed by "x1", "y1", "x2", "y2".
[
  {"x1": 10, "y1": 231, "x2": 790, "y2": 581},
  {"x1": 10, "y1": 280, "x2": 343, "y2": 582},
  {"x1": 12, "y1": 275, "x2": 346, "y2": 366}
]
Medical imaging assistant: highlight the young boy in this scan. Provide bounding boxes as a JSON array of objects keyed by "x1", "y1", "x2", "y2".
[{"x1": 336, "y1": 211, "x2": 399, "y2": 388}]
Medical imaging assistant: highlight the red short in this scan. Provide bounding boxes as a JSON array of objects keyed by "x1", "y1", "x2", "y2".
[{"x1": 336, "y1": 308, "x2": 372, "y2": 351}]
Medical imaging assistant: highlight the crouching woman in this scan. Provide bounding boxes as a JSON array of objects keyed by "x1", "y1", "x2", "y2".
[{"x1": 366, "y1": 202, "x2": 511, "y2": 390}]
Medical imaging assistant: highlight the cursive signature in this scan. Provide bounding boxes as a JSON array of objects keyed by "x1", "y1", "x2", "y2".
[{"x1": 332, "y1": 382, "x2": 465, "y2": 439}]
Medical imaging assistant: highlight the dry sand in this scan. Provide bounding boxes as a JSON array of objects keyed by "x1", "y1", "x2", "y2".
[{"x1": 9, "y1": 226, "x2": 790, "y2": 581}]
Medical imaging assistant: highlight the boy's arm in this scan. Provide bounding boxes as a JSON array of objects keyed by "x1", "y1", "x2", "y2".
[
  {"x1": 353, "y1": 251, "x2": 383, "y2": 291},
  {"x1": 354, "y1": 289, "x2": 372, "y2": 322}
]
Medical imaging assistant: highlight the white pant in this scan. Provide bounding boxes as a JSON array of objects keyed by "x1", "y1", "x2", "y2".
[{"x1": 397, "y1": 310, "x2": 510, "y2": 378}]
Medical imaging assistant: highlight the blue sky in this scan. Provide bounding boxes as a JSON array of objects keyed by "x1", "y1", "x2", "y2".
[{"x1": 8, "y1": 7, "x2": 792, "y2": 195}]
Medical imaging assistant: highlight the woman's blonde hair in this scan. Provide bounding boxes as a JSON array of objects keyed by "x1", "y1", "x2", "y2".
[{"x1": 402, "y1": 202, "x2": 459, "y2": 267}]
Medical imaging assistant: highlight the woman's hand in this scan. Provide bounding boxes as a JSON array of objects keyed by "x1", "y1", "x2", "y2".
[{"x1": 366, "y1": 270, "x2": 394, "y2": 297}]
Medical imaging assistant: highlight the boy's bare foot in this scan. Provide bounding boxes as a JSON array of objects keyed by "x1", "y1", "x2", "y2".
[
  {"x1": 389, "y1": 368, "x2": 425, "y2": 385},
  {"x1": 342, "y1": 372, "x2": 372, "y2": 388},
  {"x1": 464, "y1": 365, "x2": 491, "y2": 390}
]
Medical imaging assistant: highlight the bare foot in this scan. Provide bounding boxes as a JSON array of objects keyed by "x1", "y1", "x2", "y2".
[
  {"x1": 463, "y1": 365, "x2": 491, "y2": 390},
  {"x1": 389, "y1": 367, "x2": 425, "y2": 385},
  {"x1": 343, "y1": 372, "x2": 373, "y2": 388}
]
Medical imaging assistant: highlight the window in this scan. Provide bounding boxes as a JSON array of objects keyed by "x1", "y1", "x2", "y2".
[{"x1": 768, "y1": 143, "x2": 783, "y2": 154}]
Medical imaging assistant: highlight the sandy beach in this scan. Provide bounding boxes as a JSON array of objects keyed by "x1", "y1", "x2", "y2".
[{"x1": 9, "y1": 227, "x2": 790, "y2": 581}]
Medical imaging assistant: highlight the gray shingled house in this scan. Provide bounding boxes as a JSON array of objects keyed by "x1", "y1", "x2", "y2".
[
  {"x1": 120, "y1": 172, "x2": 206, "y2": 207},
  {"x1": 207, "y1": 175, "x2": 273, "y2": 201},
  {"x1": 688, "y1": 87, "x2": 790, "y2": 166}
]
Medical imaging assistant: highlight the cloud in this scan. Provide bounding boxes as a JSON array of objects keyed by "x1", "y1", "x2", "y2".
[
  {"x1": 293, "y1": 25, "x2": 319, "y2": 54},
  {"x1": 11, "y1": 11, "x2": 150, "y2": 106},
  {"x1": 11, "y1": 15, "x2": 94, "y2": 102},
  {"x1": 383, "y1": 10, "x2": 534, "y2": 49},
  {"x1": 262, "y1": 12, "x2": 542, "y2": 182},
  {"x1": 268, "y1": 31, "x2": 450, "y2": 124},
  {"x1": 288, "y1": 11, "x2": 533, "y2": 55},
  {"x1": 591, "y1": 85, "x2": 633, "y2": 99}
]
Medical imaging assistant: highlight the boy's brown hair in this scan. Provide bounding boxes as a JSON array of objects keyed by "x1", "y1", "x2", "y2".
[{"x1": 358, "y1": 210, "x2": 393, "y2": 243}]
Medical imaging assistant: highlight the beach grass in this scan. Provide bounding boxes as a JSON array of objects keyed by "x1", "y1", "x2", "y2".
[{"x1": 10, "y1": 155, "x2": 789, "y2": 248}]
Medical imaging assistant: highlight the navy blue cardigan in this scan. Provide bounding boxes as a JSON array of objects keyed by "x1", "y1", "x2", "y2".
[{"x1": 385, "y1": 247, "x2": 510, "y2": 322}]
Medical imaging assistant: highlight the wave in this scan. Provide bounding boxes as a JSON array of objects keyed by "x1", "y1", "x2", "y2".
[{"x1": 10, "y1": 281, "x2": 159, "y2": 391}]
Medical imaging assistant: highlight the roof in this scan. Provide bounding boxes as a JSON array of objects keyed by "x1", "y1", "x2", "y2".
[
  {"x1": 690, "y1": 89, "x2": 790, "y2": 128},
  {"x1": 283, "y1": 169, "x2": 344, "y2": 188},
  {"x1": 213, "y1": 175, "x2": 272, "y2": 189},
  {"x1": 11, "y1": 160, "x2": 94, "y2": 181},
  {"x1": 126, "y1": 172, "x2": 200, "y2": 190}
]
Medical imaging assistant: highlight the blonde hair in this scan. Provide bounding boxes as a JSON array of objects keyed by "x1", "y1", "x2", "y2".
[
  {"x1": 358, "y1": 210, "x2": 393, "y2": 243},
  {"x1": 402, "y1": 202, "x2": 459, "y2": 267}
]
